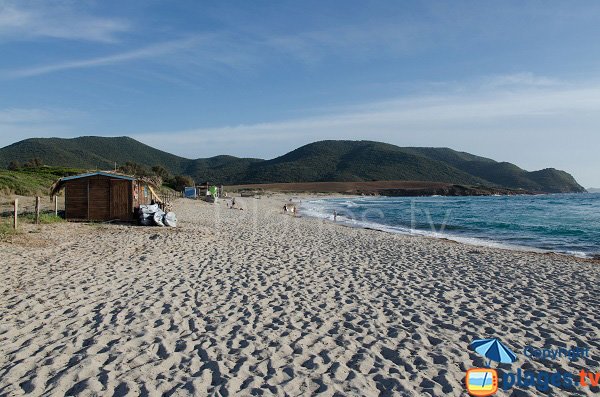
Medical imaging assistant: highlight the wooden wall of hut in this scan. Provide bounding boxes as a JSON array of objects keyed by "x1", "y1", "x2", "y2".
[
  {"x1": 64, "y1": 175, "x2": 135, "y2": 221},
  {"x1": 65, "y1": 178, "x2": 89, "y2": 219}
]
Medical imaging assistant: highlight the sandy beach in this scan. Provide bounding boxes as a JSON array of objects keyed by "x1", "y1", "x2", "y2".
[{"x1": 1, "y1": 195, "x2": 598, "y2": 396}]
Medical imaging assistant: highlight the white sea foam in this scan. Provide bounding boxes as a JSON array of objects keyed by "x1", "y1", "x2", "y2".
[{"x1": 299, "y1": 198, "x2": 596, "y2": 259}]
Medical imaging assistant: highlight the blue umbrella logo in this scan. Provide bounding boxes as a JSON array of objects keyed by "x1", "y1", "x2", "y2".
[{"x1": 471, "y1": 338, "x2": 517, "y2": 367}]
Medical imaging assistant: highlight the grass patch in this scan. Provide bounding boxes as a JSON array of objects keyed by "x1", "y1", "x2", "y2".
[
  {"x1": 0, "y1": 220, "x2": 19, "y2": 238},
  {"x1": 37, "y1": 214, "x2": 65, "y2": 224},
  {"x1": 21, "y1": 213, "x2": 65, "y2": 224},
  {"x1": 0, "y1": 212, "x2": 63, "y2": 240}
]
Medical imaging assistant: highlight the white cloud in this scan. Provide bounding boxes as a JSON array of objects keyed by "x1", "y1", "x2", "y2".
[
  {"x1": 480, "y1": 73, "x2": 562, "y2": 89},
  {"x1": 136, "y1": 81, "x2": 600, "y2": 147},
  {"x1": 0, "y1": 19, "x2": 445, "y2": 79},
  {"x1": 131, "y1": 76, "x2": 600, "y2": 186},
  {"x1": 0, "y1": 0, "x2": 130, "y2": 43},
  {"x1": 1, "y1": 36, "x2": 205, "y2": 78}
]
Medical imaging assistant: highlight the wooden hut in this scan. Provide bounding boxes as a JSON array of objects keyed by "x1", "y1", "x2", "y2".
[{"x1": 51, "y1": 172, "x2": 161, "y2": 221}]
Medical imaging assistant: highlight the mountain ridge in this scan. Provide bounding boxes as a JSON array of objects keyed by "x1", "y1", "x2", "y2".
[{"x1": 0, "y1": 136, "x2": 586, "y2": 193}]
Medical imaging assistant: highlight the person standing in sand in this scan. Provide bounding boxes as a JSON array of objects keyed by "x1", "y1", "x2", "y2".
[{"x1": 333, "y1": 210, "x2": 337, "y2": 222}]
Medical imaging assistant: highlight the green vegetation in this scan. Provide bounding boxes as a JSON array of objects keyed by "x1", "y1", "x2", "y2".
[
  {"x1": 0, "y1": 136, "x2": 189, "y2": 172},
  {"x1": 21, "y1": 213, "x2": 65, "y2": 224},
  {"x1": 0, "y1": 220, "x2": 19, "y2": 238},
  {"x1": 118, "y1": 161, "x2": 152, "y2": 177},
  {"x1": 0, "y1": 137, "x2": 586, "y2": 193},
  {"x1": 151, "y1": 165, "x2": 170, "y2": 181},
  {"x1": 0, "y1": 213, "x2": 66, "y2": 240},
  {"x1": 0, "y1": 166, "x2": 83, "y2": 196},
  {"x1": 399, "y1": 147, "x2": 585, "y2": 193},
  {"x1": 169, "y1": 175, "x2": 194, "y2": 191},
  {"x1": 238, "y1": 141, "x2": 585, "y2": 192},
  {"x1": 117, "y1": 161, "x2": 192, "y2": 191},
  {"x1": 243, "y1": 141, "x2": 486, "y2": 185}
]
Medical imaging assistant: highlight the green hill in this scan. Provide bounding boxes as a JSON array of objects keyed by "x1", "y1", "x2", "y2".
[
  {"x1": 399, "y1": 146, "x2": 584, "y2": 192},
  {"x1": 242, "y1": 141, "x2": 486, "y2": 185},
  {"x1": 0, "y1": 137, "x2": 586, "y2": 193},
  {"x1": 0, "y1": 136, "x2": 190, "y2": 172}
]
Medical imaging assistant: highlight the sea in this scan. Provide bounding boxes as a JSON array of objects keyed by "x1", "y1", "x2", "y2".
[{"x1": 300, "y1": 193, "x2": 600, "y2": 259}]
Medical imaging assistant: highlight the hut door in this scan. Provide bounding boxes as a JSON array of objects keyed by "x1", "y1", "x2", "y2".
[{"x1": 110, "y1": 180, "x2": 130, "y2": 220}]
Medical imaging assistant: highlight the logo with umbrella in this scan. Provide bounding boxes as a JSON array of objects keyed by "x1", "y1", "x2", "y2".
[
  {"x1": 465, "y1": 338, "x2": 517, "y2": 396},
  {"x1": 471, "y1": 338, "x2": 518, "y2": 367}
]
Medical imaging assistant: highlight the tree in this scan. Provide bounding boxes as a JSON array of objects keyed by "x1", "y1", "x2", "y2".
[
  {"x1": 24, "y1": 158, "x2": 43, "y2": 168},
  {"x1": 7, "y1": 160, "x2": 21, "y2": 170},
  {"x1": 151, "y1": 165, "x2": 170, "y2": 181},
  {"x1": 118, "y1": 161, "x2": 149, "y2": 177},
  {"x1": 171, "y1": 175, "x2": 194, "y2": 191}
]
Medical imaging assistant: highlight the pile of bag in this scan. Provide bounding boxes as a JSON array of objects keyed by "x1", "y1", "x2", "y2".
[{"x1": 139, "y1": 204, "x2": 177, "y2": 227}]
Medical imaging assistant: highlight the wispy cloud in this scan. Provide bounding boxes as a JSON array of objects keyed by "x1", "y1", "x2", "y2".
[
  {"x1": 137, "y1": 76, "x2": 598, "y2": 145},
  {"x1": 0, "y1": 18, "x2": 440, "y2": 80},
  {"x1": 261, "y1": 23, "x2": 424, "y2": 64},
  {"x1": 480, "y1": 72, "x2": 562, "y2": 89},
  {"x1": 0, "y1": 0, "x2": 130, "y2": 43},
  {"x1": 1, "y1": 36, "x2": 205, "y2": 78},
  {"x1": 131, "y1": 75, "x2": 600, "y2": 185}
]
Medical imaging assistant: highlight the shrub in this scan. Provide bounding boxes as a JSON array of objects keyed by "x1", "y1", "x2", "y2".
[{"x1": 169, "y1": 175, "x2": 194, "y2": 191}]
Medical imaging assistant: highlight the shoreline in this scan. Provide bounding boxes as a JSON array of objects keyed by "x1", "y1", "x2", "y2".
[
  {"x1": 301, "y1": 212, "x2": 600, "y2": 264},
  {"x1": 295, "y1": 194, "x2": 600, "y2": 262},
  {"x1": 225, "y1": 180, "x2": 587, "y2": 196}
]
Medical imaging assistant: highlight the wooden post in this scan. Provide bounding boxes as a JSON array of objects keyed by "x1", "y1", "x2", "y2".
[
  {"x1": 13, "y1": 198, "x2": 18, "y2": 229},
  {"x1": 53, "y1": 195, "x2": 58, "y2": 216},
  {"x1": 35, "y1": 196, "x2": 41, "y2": 224},
  {"x1": 87, "y1": 180, "x2": 90, "y2": 220}
]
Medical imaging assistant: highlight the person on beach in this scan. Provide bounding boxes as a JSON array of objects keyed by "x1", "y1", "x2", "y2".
[{"x1": 333, "y1": 210, "x2": 337, "y2": 221}]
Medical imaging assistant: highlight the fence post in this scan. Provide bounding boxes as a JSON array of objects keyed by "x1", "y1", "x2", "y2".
[
  {"x1": 54, "y1": 195, "x2": 58, "y2": 216},
  {"x1": 13, "y1": 198, "x2": 18, "y2": 229},
  {"x1": 35, "y1": 196, "x2": 41, "y2": 224}
]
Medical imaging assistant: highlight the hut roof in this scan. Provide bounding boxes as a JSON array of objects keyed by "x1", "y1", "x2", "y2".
[
  {"x1": 50, "y1": 171, "x2": 161, "y2": 198},
  {"x1": 60, "y1": 171, "x2": 135, "y2": 182}
]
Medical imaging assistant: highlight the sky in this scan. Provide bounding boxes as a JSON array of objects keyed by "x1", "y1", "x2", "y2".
[{"x1": 0, "y1": 0, "x2": 599, "y2": 187}]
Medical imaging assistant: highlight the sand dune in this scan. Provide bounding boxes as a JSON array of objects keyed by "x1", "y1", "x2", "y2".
[{"x1": 1, "y1": 196, "x2": 598, "y2": 396}]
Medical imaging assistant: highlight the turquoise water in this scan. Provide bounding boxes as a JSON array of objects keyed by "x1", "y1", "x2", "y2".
[{"x1": 301, "y1": 193, "x2": 600, "y2": 258}]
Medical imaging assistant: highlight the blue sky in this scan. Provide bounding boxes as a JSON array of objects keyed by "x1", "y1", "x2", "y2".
[{"x1": 1, "y1": 0, "x2": 599, "y2": 186}]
